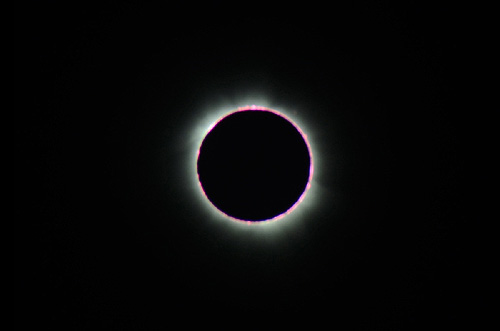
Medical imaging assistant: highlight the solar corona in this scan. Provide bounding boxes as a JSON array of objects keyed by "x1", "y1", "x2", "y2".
[{"x1": 196, "y1": 105, "x2": 313, "y2": 224}]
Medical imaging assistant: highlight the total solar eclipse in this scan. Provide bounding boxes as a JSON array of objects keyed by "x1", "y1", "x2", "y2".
[{"x1": 196, "y1": 106, "x2": 313, "y2": 223}]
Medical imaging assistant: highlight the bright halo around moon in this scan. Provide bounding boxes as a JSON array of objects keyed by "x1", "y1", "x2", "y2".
[{"x1": 191, "y1": 105, "x2": 316, "y2": 228}]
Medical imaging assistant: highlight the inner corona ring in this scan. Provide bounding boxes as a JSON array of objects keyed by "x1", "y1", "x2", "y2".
[{"x1": 196, "y1": 106, "x2": 313, "y2": 224}]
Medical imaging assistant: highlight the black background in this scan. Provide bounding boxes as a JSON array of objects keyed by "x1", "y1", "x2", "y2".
[{"x1": 27, "y1": 1, "x2": 485, "y2": 329}]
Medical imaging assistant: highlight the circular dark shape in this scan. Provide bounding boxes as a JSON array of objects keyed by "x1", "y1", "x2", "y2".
[{"x1": 197, "y1": 108, "x2": 312, "y2": 222}]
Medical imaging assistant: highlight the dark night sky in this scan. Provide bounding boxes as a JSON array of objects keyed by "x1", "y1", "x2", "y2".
[{"x1": 26, "y1": 1, "x2": 486, "y2": 329}]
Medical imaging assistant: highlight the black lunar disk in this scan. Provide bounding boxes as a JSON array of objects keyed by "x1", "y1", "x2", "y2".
[{"x1": 197, "y1": 108, "x2": 312, "y2": 222}]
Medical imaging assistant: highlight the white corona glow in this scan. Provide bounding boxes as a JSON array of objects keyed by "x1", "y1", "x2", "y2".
[{"x1": 184, "y1": 95, "x2": 323, "y2": 235}]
